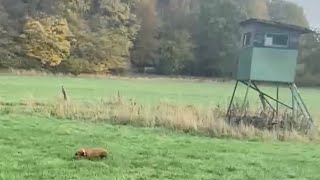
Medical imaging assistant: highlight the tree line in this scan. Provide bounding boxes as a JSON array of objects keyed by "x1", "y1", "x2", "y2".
[{"x1": 0, "y1": 0, "x2": 319, "y2": 85}]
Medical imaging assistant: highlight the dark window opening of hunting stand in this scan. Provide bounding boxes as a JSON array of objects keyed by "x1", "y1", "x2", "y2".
[
  {"x1": 243, "y1": 32, "x2": 252, "y2": 47},
  {"x1": 246, "y1": 32, "x2": 289, "y2": 48},
  {"x1": 264, "y1": 33, "x2": 289, "y2": 48}
]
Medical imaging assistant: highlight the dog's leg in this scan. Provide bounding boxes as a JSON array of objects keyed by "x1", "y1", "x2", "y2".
[{"x1": 99, "y1": 154, "x2": 107, "y2": 159}]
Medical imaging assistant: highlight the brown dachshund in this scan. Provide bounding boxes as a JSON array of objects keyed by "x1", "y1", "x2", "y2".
[{"x1": 74, "y1": 148, "x2": 108, "y2": 160}]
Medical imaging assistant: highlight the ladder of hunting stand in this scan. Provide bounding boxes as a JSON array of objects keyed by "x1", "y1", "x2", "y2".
[{"x1": 290, "y1": 83, "x2": 313, "y2": 123}]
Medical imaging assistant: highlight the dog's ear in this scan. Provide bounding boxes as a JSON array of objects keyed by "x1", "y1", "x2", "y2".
[{"x1": 80, "y1": 149, "x2": 87, "y2": 156}]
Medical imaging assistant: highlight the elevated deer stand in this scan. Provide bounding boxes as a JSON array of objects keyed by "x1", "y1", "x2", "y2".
[{"x1": 226, "y1": 18, "x2": 314, "y2": 127}]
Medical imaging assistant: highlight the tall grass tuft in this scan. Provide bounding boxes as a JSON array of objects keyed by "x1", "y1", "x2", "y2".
[{"x1": 0, "y1": 94, "x2": 318, "y2": 142}]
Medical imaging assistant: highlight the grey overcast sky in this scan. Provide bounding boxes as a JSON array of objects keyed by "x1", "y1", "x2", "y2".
[{"x1": 287, "y1": 0, "x2": 319, "y2": 28}]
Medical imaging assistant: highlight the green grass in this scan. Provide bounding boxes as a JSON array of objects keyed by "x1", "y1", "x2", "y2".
[
  {"x1": 1, "y1": 74, "x2": 320, "y2": 179},
  {"x1": 1, "y1": 75, "x2": 320, "y2": 115},
  {"x1": 0, "y1": 114, "x2": 320, "y2": 180}
]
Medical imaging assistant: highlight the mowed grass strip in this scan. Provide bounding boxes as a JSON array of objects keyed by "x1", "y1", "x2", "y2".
[
  {"x1": 0, "y1": 115, "x2": 320, "y2": 180},
  {"x1": 0, "y1": 75, "x2": 320, "y2": 115}
]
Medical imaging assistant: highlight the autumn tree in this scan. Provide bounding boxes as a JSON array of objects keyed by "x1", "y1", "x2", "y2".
[
  {"x1": 130, "y1": 0, "x2": 157, "y2": 71},
  {"x1": 269, "y1": 0, "x2": 309, "y2": 27},
  {"x1": 153, "y1": 0, "x2": 198, "y2": 75},
  {"x1": 156, "y1": 30, "x2": 195, "y2": 75},
  {"x1": 297, "y1": 29, "x2": 320, "y2": 78},
  {"x1": 195, "y1": 0, "x2": 246, "y2": 77},
  {"x1": 59, "y1": 0, "x2": 140, "y2": 74},
  {"x1": 0, "y1": 0, "x2": 319, "y2": 85},
  {"x1": 240, "y1": 0, "x2": 270, "y2": 19},
  {"x1": 21, "y1": 16, "x2": 73, "y2": 66}
]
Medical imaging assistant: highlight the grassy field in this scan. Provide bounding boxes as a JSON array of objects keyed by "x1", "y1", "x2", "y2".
[
  {"x1": 0, "y1": 75, "x2": 320, "y2": 114},
  {"x1": 1, "y1": 114, "x2": 320, "y2": 180},
  {"x1": 1, "y1": 74, "x2": 320, "y2": 179}
]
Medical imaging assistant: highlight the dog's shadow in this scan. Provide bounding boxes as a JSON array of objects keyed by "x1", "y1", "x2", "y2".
[{"x1": 71, "y1": 156, "x2": 111, "y2": 162}]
